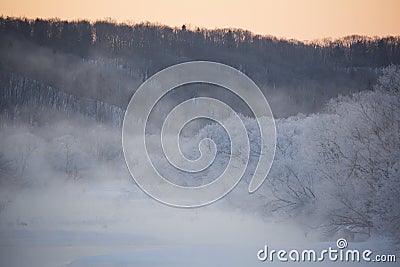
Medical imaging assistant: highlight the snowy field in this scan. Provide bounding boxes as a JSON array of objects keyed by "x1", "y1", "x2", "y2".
[
  {"x1": 0, "y1": 179, "x2": 398, "y2": 267},
  {"x1": 0, "y1": 180, "x2": 294, "y2": 267}
]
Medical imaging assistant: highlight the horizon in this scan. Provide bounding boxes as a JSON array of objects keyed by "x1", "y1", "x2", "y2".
[
  {"x1": 2, "y1": 15, "x2": 400, "y2": 44},
  {"x1": 1, "y1": 0, "x2": 400, "y2": 41}
]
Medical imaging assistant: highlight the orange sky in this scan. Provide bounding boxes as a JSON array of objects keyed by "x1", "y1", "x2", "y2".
[{"x1": 1, "y1": 0, "x2": 399, "y2": 40}]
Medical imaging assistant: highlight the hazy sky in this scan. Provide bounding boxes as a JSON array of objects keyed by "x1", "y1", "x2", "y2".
[{"x1": 2, "y1": 0, "x2": 399, "y2": 40}]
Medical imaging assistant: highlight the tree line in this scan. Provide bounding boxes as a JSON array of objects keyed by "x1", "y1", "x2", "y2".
[{"x1": 1, "y1": 16, "x2": 399, "y2": 69}]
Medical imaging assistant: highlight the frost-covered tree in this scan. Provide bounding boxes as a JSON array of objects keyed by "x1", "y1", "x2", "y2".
[{"x1": 263, "y1": 66, "x2": 400, "y2": 242}]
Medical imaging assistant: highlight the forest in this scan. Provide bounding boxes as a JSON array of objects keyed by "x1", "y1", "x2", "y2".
[
  {"x1": 0, "y1": 16, "x2": 399, "y2": 267},
  {"x1": 1, "y1": 16, "x2": 400, "y2": 117}
]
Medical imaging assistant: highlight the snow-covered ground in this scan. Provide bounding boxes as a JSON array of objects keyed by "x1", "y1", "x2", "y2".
[{"x1": 0, "y1": 179, "x2": 397, "y2": 267}]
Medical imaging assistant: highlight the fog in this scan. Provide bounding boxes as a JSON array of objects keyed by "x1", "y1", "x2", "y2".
[
  {"x1": 1, "y1": 67, "x2": 400, "y2": 264},
  {"x1": 0, "y1": 17, "x2": 399, "y2": 266},
  {"x1": 0, "y1": 120, "x2": 307, "y2": 267}
]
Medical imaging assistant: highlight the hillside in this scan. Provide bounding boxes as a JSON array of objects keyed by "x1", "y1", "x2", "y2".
[{"x1": 1, "y1": 17, "x2": 399, "y2": 120}]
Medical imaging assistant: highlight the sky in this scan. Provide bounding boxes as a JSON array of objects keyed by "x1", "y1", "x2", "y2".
[{"x1": 1, "y1": 0, "x2": 400, "y2": 41}]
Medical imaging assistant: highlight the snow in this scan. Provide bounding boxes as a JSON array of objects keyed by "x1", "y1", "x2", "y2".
[{"x1": 0, "y1": 179, "x2": 397, "y2": 267}]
